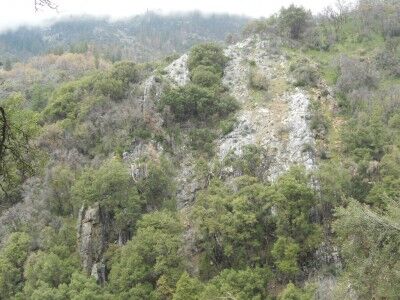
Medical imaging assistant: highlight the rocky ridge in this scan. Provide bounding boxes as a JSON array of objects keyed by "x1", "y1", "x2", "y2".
[
  {"x1": 164, "y1": 36, "x2": 318, "y2": 208},
  {"x1": 76, "y1": 34, "x2": 325, "y2": 286}
]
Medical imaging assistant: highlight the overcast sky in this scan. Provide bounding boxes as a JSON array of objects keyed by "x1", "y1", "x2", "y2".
[{"x1": 0, "y1": 0, "x2": 341, "y2": 32}]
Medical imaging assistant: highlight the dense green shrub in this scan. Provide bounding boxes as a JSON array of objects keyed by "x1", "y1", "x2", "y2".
[
  {"x1": 272, "y1": 236, "x2": 301, "y2": 278},
  {"x1": 192, "y1": 177, "x2": 276, "y2": 277},
  {"x1": 191, "y1": 65, "x2": 221, "y2": 87},
  {"x1": 43, "y1": 61, "x2": 140, "y2": 123},
  {"x1": 174, "y1": 268, "x2": 271, "y2": 300},
  {"x1": 109, "y1": 211, "x2": 184, "y2": 299},
  {"x1": 28, "y1": 84, "x2": 53, "y2": 112},
  {"x1": 341, "y1": 110, "x2": 388, "y2": 161},
  {"x1": 45, "y1": 164, "x2": 75, "y2": 216},
  {"x1": 200, "y1": 267, "x2": 271, "y2": 300},
  {"x1": 93, "y1": 76, "x2": 125, "y2": 100},
  {"x1": 42, "y1": 76, "x2": 94, "y2": 123},
  {"x1": 72, "y1": 158, "x2": 143, "y2": 234},
  {"x1": 0, "y1": 94, "x2": 42, "y2": 208},
  {"x1": 188, "y1": 43, "x2": 227, "y2": 75},
  {"x1": 278, "y1": 5, "x2": 311, "y2": 40},
  {"x1": 23, "y1": 251, "x2": 77, "y2": 291},
  {"x1": 189, "y1": 128, "x2": 217, "y2": 157},
  {"x1": 110, "y1": 61, "x2": 140, "y2": 84},
  {"x1": 160, "y1": 84, "x2": 238, "y2": 122},
  {"x1": 192, "y1": 167, "x2": 320, "y2": 281},
  {"x1": 136, "y1": 157, "x2": 176, "y2": 209},
  {"x1": 278, "y1": 282, "x2": 315, "y2": 300},
  {"x1": 272, "y1": 167, "x2": 322, "y2": 264},
  {"x1": 0, "y1": 233, "x2": 31, "y2": 298}
]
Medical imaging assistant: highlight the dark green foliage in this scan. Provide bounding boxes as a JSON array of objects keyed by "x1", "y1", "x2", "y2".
[
  {"x1": 43, "y1": 61, "x2": 139, "y2": 123},
  {"x1": 45, "y1": 164, "x2": 75, "y2": 216},
  {"x1": 341, "y1": 110, "x2": 388, "y2": 162},
  {"x1": 0, "y1": 94, "x2": 42, "y2": 208},
  {"x1": 191, "y1": 65, "x2": 221, "y2": 88},
  {"x1": 278, "y1": 282, "x2": 315, "y2": 300},
  {"x1": 23, "y1": 251, "x2": 77, "y2": 291},
  {"x1": 161, "y1": 42, "x2": 237, "y2": 124},
  {"x1": 110, "y1": 61, "x2": 140, "y2": 85},
  {"x1": 258, "y1": 168, "x2": 322, "y2": 279},
  {"x1": 188, "y1": 43, "x2": 227, "y2": 75},
  {"x1": 189, "y1": 128, "x2": 217, "y2": 157},
  {"x1": 192, "y1": 167, "x2": 319, "y2": 280},
  {"x1": 160, "y1": 84, "x2": 238, "y2": 122},
  {"x1": 174, "y1": 268, "x2": 271, "y2": 300},
  {"x1": 137, "y1": 157, "x2": 176, "y2": 209},
  {"x1": 27, "y1": 84, "x2": 53, "y2": 112},
  {"x1": 271, "y1": 237, "x2": 301, "y2": 278},
  {"x1": 0, "y1": 233, "x2": 31, "y2": 298},
  {"x1": 192, "y1": 177, "x2": 276, "y2": 277},
  {"x1": 173, "y1": 272, "x2": 203, "y2": 300},
  {"x1": 201, "y1": 267, "x2": 271, "y2": 300},
  {"x1": 72, "y1": 158, "x2": 143, "y2": 233},
  {"x1": 92, "y1": 61, "x2": 139, "y2": 101},
  {"x1": 93, "y1": 76, "x2": 125, "y2": 100},
  {"x1": 278, "y1": 5, "x2": 311, "y2": 40},
  {"x1": 109, "y1": 211, "x2": 184, "y2": 299},
  {"x1": 273, "y1": 167, "x2": 321, "y2": 254},
  {"x1": 42, "y1": 76, "x2": 94, "y2": 123}
]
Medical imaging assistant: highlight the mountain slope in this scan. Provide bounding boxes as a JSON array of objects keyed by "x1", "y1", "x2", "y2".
[{"x1": 0, "y1": 12, "x2": 248, "y2": 62}]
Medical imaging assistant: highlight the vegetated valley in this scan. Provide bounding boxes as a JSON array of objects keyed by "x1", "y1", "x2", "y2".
[{"x1": 1, "y1": 1, "x2": 400, "y2": 299}]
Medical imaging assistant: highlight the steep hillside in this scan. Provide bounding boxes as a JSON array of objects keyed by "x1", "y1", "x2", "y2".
[{"x1": 1, "y1": 1, "x2": 400, "y2": 299}]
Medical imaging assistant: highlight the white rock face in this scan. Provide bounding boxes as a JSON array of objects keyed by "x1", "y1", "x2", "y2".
[
  {"x1": 268, "y1": 90, "x2": 315, "y2": 180},
  {"x1": 165, "y1": 53, "x2": 190, "y2": 86},
  {"x1": 220, "y1": 35, "x2": 316, "y2": 181},
  {"x1": 219, "y1": 110, "x2": 258, "y2": 158}
]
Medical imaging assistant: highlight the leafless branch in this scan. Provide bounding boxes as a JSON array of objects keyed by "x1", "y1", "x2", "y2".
[
  {"x1": 0, "y1": 107, "x2": 7, "y2": 161},
  {"x1": 34, "y1": 0, "x2": 58, "y2": 12}
]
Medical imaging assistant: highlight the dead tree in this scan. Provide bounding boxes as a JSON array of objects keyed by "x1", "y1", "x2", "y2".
[{"x1": 34, "y1": 0, "x2": 57, "y2": 11}]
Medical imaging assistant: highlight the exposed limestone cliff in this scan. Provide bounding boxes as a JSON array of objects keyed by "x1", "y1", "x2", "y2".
[
  {"x1": 220, "y1": 36, "x2": 316, "y2": 181},
  {"x1": 165, "y1": 53, "x2": 190, "y2": 86}
]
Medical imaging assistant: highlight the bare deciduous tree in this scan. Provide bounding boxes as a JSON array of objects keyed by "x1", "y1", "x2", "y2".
[{"x1": 34, "y1": 0, "x2": 57, "y2": 11}]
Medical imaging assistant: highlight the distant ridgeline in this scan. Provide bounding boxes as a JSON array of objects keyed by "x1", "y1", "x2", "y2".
[{"x1": 0, "y1": 12, "x2": 248, "y2": 62}]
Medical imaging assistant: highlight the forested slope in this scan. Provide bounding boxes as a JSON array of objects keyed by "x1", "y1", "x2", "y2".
[
  {"x1": 0, "y1": 12, "x2": 247, "y2": 63},
  {"x1": 1, "y1": 1, "x2": 400, "y2": 299}
]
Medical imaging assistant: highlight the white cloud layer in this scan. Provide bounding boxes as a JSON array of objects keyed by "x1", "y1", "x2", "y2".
[{"x1": 0, "y1": 0, "x2": 341, "y2": 31}]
